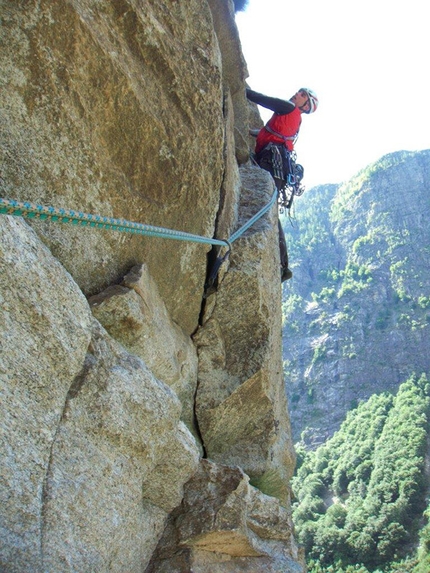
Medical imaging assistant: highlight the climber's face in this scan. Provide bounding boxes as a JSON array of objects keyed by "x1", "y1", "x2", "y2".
[{"x1": 291, "y1": 90, "x2": 310, "y2": 113}]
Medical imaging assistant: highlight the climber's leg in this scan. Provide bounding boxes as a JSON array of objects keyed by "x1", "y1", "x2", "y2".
[{"x1": 278, "y1": 219, "x2": 292, "y2": 282}]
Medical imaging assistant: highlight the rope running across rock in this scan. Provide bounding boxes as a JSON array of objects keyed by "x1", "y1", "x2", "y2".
[{"x1": 0, "y1": 190, "x2": 278, "y2": 248}]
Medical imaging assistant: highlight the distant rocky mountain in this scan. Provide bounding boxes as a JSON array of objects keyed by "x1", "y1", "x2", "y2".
[{"x1": 282, "y1": 149, "x2": 430, "y2": 446}]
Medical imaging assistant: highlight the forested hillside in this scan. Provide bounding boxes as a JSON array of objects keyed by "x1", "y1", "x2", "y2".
[
  {"x1": 282, "y1": 149, "x2": 430, "y2": 446},
  {"x1": 291, "y1": 373, "x2": 430, "y2": 573}
]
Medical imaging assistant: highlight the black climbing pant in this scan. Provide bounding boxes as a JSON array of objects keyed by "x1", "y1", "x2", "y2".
[{"x1": 278, "y1": 219, "x2": 288, "y2": 269}]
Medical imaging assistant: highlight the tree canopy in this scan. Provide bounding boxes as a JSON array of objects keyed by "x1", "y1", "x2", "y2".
[{"x1": 292, "y1": 373, "x2": 430, "y2": 573}]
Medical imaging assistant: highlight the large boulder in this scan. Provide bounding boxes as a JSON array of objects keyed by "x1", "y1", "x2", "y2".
[
  {"x1": 0, "y1": 216, "x2": 199, "y2": 572},
  {"x1": 41, "y1": 321, "x2": 199, "y2": 573},
  {"x1": 146, "y1": 459, "x2": 304, "y2": 573},
  {"x1": 89, "y1": 263, "x2": 200, "y2": 444}
]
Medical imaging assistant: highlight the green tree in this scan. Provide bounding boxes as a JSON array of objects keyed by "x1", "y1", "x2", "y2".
[{"x1": 292, "y1": 374, "x2": 430, "y2": 572}]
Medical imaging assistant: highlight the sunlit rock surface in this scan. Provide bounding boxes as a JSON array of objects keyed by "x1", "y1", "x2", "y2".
[
  {"x1": 146, "y1": 460, "x2": 304, "y2": 573},
  {"x1": 0, "y1": 1, "x2": 303, "y2": 572},
  {"x1": 0, "y1": 217, "x2": 199, "y2": 572}
]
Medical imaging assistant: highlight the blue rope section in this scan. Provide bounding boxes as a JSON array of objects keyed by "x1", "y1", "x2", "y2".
[
  {"x1": 0, "y1": 198, "x2": 229, "y2": 248},
  {"x1": 0, "y1": 190, "x2": 277, "y2": 248},
  {"x1": 229, "y1": 189, "x2": 278, "y2": 243}
]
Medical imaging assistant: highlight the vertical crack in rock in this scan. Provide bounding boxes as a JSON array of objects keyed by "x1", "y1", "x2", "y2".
[
  {"x1": 192, "y1": 378, "x2": 208, "y2": 460},
  {"x1": 195, "y1": 247, "x2": 223, "y2": 457},
  {"x1": 40, "y1": 349, "x2": 96, "y2": 565}
]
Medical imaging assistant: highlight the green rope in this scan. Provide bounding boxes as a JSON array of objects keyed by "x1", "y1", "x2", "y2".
[
  {"x1": 0, "y1": 190, "x2": 277, "y2": 248},
  {"x1": 0, "y1": 198, "x2": 229, "y2": 248},
  {"x1": 229, "y1": 189, "x2": 278, "y2": 243}
]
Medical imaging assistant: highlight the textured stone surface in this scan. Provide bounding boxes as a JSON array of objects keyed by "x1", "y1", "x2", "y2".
[
  {"x1": 42, "y1": 322, "x2": 199, "y2": 573},
  {"x1": 213, "y1": 90, "x2": 241, "y2": 245},
  {"x1": 197, "y1": 370, "x2": 289, "y2": 487},
  {"x1": 0, "y1": 1, "x2": 303, "y2": 571},
  {"x1": 89, "y1": 263, "x2": 200, "y2": 442},
  {"x1": 195, "y1": 164, "x2": 296, "y2": 503},
  {"x1": 146, "y1": 460, "x2": 304, "y2": 573},
  {"x1": 208, "y1": 0, "x2": 250, "y2": 164},
  {"x1": 0, "y1": 217, "x2": 199, "y2": 572},
  {"x1": 0, "y1": 0, "x2": 225, "y2": 335},
  {"x1": 0, "y1": 216, "x2": 92, "y2": 572}
]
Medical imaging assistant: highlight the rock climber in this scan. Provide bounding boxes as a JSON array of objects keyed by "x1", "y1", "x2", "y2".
[{"x1": 246, "y1": 87, "x2": 318, "y2": 282}]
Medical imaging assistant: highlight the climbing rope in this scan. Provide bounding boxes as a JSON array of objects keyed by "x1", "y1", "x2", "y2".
[
  {"x1": 0, "y1": 190, "x2": 278, "y2": 248},
  {"x1": 0, "y1": 198, "x2": 229, "y2": 248},
  {"x1": 229, "y1": 189, "x2": 278, "y2": 243},
  {"x1": 0, "y1": 192, "x2": 278, "y2": 292}
]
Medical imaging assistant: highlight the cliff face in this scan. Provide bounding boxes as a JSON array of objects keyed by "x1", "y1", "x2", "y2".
[
  {"x1": 1, "y1": 0, "x2": 227, "y2": 335},
  {"x1": 282, "y1": 150, "x2": 430, "y2": 446},
  {"x1": 0, "y1": 1, "x2": 303, "y2": 572}
]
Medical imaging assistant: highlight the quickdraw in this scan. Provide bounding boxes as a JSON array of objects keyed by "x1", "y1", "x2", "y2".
[{"x1": 274, "y1": 149, "x2": 305, "y2": 213}]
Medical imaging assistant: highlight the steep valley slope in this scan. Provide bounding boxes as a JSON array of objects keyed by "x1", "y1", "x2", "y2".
[{"x1": 282, "y1": 149, "x2": 430, "y2": 446}]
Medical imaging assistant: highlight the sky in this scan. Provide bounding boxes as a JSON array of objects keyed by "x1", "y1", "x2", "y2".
[{"x1": 236, "y1": 0, "x2": 430, "y2": 189}]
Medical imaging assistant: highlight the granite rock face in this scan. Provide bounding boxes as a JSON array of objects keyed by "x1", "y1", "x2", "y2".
[
  {"x1": 0, "y1": 216, "x2": 93, "y2": 572},
  {"x1": 0, "y1": 217, "x2": 200, "y2": 572},
  {"x1": 1, "y1": 0, "x2": 225, "y2": 335},
  {"x1": 195, "y1": 165, "x2": 296, "y2": 504},
  {"x1": 89, "y1": 263, "x2": 200, "y2": 443},
  {"x1": 1, "y1": 1, "x2": 303, "y2": 572}
]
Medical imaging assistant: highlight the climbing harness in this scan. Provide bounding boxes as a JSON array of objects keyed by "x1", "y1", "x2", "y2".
[
  {"x1": 252, "y1": 143, "x2": 305, "y2": 214},
  {"x1": 249, "y1": 128, "x2": 305, "y2": 214},
  {"x1": 263, "y1": 124, "x2": 298, "y2": 146},
  {"x1": 269, "y1": 144, "x2": 284, "y2": 181}
]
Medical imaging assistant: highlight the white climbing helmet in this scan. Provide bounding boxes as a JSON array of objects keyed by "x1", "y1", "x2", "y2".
[{"x1": 299, "y1": 88, "x2": 318, "y2": 114}]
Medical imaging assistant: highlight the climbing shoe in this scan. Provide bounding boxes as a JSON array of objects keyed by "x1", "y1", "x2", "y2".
[{"x1": 281, "y1": 267, "x2": 293, "y2": 282}]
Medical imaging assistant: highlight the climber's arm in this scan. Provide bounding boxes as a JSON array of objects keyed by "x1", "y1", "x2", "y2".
[{"x1": 246, "y1": 88, "x2": 295, "y2": 115}]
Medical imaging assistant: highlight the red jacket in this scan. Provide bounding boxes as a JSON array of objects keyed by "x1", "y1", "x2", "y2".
[{"x1": 255, "y1": 107, "x2": 302, "y2": 153}]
